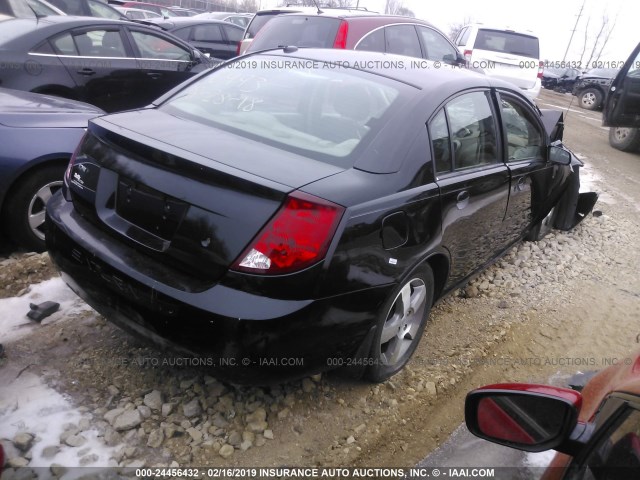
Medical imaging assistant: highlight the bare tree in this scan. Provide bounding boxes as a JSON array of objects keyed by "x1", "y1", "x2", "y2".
[
  {"x1": 238, "y1": 0, "x2": 258, "y2": 11},
  {"x1": 448, "y1": 16, "x2": 473, "y2": 42},
  {"x1": 397, "y1": 6, "x2": 414, "y2": 17},
  {"x1": 578, "y1": 15, "x2": 590, "y2": 68},
  {"x1": 583, "y1": 15, "x2": 611, "y2": 69},
  {"x1": 594, "y1": 13, "x2": 618, "y2": 64},
  {"x1": 384, "y1": 0, "x2": 405, "y2": 15}
]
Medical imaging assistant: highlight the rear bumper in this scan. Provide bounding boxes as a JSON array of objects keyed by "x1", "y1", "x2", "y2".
[{"x1": 46, "y1": 194, "x2": 390, "y2": 384}]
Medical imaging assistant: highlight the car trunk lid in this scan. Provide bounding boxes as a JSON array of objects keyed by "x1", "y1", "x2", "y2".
[{"x1": 68, "y1": 110, "x2": 344, "y2": 287}]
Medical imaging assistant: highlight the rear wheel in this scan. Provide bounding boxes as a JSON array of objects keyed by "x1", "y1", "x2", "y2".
[
  {"x1": 578, "y1": 88, "x2": 602, "y2": 110},
  {"x1": 366, "y1": 264, "x2": 434, "y2": 383},
  {"x1": 3, "y1": 165, "x2": 65, "y2": 252},
  {"x1": 609, "y1": 127, "x2": 640, "y2": 152}
]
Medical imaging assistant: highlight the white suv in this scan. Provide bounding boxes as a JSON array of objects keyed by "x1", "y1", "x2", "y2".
[{"x1": 454, "y1": 24, "x2": 542, "y2": 100}]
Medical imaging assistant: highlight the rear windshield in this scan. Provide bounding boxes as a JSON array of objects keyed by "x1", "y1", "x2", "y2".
[
  {"x1": 474, "y1": 29, "x2": 539, "y2": 59},
  {"x1": 245, "y1": 11, "x2": 299, "y2": 39},
  {"x1": 160, "y1": 57, "x2": 403, "y2": 166},
  {"x1": 248, "y1": 16, "x2": 341, "y2": 51}
]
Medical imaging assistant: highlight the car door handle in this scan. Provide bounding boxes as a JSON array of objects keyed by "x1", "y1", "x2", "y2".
[
  {"x1": 456, "y1": 190, "x2": 470, "y2": 210},
  {"x1": 76, "y1": 68, "x2": 96, "y2": 76},
  {"x1": 147, "y1": 72, "x2": 163, "y2": 79}
]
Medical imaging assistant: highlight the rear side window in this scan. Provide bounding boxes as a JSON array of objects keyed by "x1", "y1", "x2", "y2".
[
  {"x1": 222, "y1": 25, "x2": 243, "y2": 43},
  {"x1": 248, "y1": 16, "x2": 341, "y2": 50},
  {"x1": 455, "y1": 26, "x2": 470, "y2": 46},
  {"x1": 356, "y1": 28, "x2": 385, "y2": 52},
  {"x1": 171, "y1": 27, "x2": 191, "y2": 41},
  {"x1": 474, "y1": 29, "x2": 539, "y2": 59}
]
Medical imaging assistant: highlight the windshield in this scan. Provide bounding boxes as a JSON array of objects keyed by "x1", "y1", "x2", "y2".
[{"x1": 160, "y1": 57, "x2": 402, "y2": 166}]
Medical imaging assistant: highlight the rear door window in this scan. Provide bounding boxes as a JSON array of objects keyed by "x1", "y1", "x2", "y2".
[
  {"x1": 385, "y1": 24, "x2": 422, "y2": 58},
  {"x1": 192, "y1": 25, "x2": 224, "y2": 43},
  {"x1": 417, "y1": 26, "x2": 458, "y2": 62},
  {"x1": 474, "y1": 29, "x2": 539, "y2": 59},
  {"x1": 445, "y1": 91, "x2": 499, "y2": 170}
]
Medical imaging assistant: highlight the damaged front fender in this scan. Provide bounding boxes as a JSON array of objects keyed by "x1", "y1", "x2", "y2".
[{"x1": 554, "y1": 154, "x2": 599, "y2": 231}]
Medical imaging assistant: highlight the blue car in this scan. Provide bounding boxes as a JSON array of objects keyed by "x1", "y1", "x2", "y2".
[{"x1": 0, "y1": 88, "x2": 104, "y2": 251}]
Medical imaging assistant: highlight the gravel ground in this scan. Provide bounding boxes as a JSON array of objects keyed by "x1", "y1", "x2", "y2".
[{"x1": 2, "y1": 196, "x2": 638, "y2": 477}]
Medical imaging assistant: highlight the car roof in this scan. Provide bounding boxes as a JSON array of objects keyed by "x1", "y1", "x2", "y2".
[
  {"x1": 464, "y1": 23, "x2": 539, "y2": 38},
  {"x1": 242, "y1": 47, "x2": 517, "y2": 95},
  {"x1": 153, "y1": 17, "x2": 243, "y2": 29},
  {"x1": 271, "y1": 11, "x2": 436, "y2": 28}
]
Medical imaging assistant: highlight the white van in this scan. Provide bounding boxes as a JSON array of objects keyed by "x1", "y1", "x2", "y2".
[{"x1": 454, "y1": 24, "x2": 542, "y2": 99}]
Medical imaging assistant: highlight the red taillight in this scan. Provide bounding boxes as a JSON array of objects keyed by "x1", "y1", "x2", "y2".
[
  {"x1": 537, "y1": 60, "x2": 544, "y2": 79},
  {"x1": 333, "y1": 20, "x2": 349, "y2": 49},
  {"x1": 463, "y1": 49, "x2": 472, "y2": 62},
  {"x1": 236, "y1": 41, "x2": 242, "y2": 56},
  {"x1": 231, "y1": 191, "x2": 344, "y2": 275}
]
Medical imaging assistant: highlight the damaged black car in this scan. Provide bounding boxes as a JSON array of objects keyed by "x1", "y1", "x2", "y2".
[{"x1": 46, "y1": 49, "x2": 598, "y2": 384}]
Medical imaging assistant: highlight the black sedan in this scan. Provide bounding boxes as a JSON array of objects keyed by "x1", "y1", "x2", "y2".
[
  {"x1": 46, "y1": 49, "x2": 597, "y2": 384},
  {"x1": 148, "y1": 17, "x2": 244, "y2": 59},
  {"x1": 542, "y1": 67, "x2": 581, "y2": 93},
  {"x1": 0, "y1": 15, "x2": 212, "y2": 112},
  {"x1": 0, "y1": 88, "x2": 104, "y2": 251}
]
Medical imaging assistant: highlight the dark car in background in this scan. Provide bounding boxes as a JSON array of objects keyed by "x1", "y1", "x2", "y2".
[
  {"x1": 573, "y1": 68, "x2": 620, "y2": 110},
  {"x1": 0, "y1": 88, "x2": 103, "y2": 251},
  {"x1": 150, "y1": 17, "x2": 243, "y2": 59},
  {"x1": 465, "y1": 350, "x2": 640, "y2": 479},
  {"x1": 0, "y1": 16, "x2": 212, "y2": 112},
  {"x1": 46, "y1": 48, "x2": 596, "y2": 384},
  {"x1": 603, "y1": 43, "x2": 640, "y2": 152},
  {"x1": 542, "y1": 67, "x2": 581, "y2": 93},
  {"x1": 246, "y1": 11, "x2": 467, "y2": 68}
]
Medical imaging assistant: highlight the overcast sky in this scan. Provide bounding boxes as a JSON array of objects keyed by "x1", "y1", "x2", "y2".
[{"x1": 260, "y1": 0, "x2": 638, "y2": 66}]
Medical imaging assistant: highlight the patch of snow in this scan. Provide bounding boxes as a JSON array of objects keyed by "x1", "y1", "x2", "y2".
[
  {"x1": 0, "y1": 277, "x2": 91, "y2": 343},
  {"x1": 0, "y1": 371, "x2": 116, "y2": 467},
  {"x1": 524, "y1": 449, "x2": 557, "y2": 468}
]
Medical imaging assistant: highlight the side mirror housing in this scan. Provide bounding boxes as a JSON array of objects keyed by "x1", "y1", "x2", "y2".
[
  {"x1": 549, "y1": 145, "x2": 572, "y2": 165},
  {"x1": 465, "y1": 383, "x2": 581, "y2": 453}
]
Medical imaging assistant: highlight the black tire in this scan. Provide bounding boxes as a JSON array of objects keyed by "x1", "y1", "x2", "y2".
[
  {"x1": 365, "y1": 264, "x2": 434, "y2": 383},
  {"x1": 609, "y1": 127, "x2": 640, "y2": 152},
  {"x1": 3, "y1": 165, "x2": 65, "y2": 252},
  {"x1": 578, "y1": 88, "x2": 603, "y2": 110}
]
